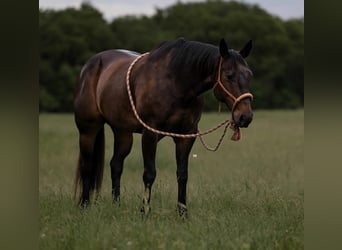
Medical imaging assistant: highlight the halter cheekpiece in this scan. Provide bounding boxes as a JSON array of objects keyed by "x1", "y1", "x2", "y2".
[{"x1": 213, "y1": 57, "x2": 253, "y2": 112}]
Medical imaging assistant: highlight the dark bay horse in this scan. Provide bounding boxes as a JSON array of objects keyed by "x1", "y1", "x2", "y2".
[{"x1": 74, "y1": 38, "x2": 254, "y2": 216}]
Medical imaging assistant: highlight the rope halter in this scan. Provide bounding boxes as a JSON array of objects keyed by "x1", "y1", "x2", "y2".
[
  {"x1": 125, "y1": 52, "x2": 253, "y2": 151},
  {"x1": 213, "y1": 57, "x2": 253, "y2": 113}
]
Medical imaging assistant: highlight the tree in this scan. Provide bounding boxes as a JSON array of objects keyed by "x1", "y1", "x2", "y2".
[
  {"x1": 40, "y1": 3, "x2": 115, "y2": 112},
  {"x1": 39, "y1": 1, "x2": 304, "y2": 112}
]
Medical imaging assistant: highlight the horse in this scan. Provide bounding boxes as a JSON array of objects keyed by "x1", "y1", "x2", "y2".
[{"x1": 74, "y1": 38, "x2": 254, "y2": 217}]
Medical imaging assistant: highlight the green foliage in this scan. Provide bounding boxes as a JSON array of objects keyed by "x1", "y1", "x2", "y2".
[
  {"x1": 40, "y1": 3, "x2": 115, "y2": 112},
  {"x1": 39, "y1": 1, "x2": 303, "y2": 112}
]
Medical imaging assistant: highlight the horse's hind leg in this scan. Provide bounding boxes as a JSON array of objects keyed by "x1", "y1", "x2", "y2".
[
  {"x1": 140, "y1": 130, "x2": 158, "y2": 215},
  {"x1": 173, "y1": 137, "x2": 196, "y2": 218},
  {"x1": 110, "y1": 130, "x2": 133, "y2": 203}
]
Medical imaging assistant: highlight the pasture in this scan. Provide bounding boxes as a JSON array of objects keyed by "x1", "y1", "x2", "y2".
[{"x1": 39, "y1": 110, "x2": 303, "y2": 250}]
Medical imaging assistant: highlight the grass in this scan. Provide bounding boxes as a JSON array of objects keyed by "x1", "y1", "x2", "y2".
[{"x1": 39, "y1": 110, "x2": 304, "y2": 250}]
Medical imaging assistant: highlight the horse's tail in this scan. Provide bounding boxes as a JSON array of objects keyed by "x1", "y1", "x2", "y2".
[
  {"x1": 74, "y1": 126, "x2": 105, "y2": 205},
  {"x1": 93, "y1": 126, "x2": 105, "y2": 195},
  {"x1": 74, "y1": 56, "x2": 105, "y2": 205}
]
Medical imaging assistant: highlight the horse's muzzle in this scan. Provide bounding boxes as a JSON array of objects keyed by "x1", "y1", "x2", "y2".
[{"x1": 237, "y1": 113, "x2": 253, "y2": 128}]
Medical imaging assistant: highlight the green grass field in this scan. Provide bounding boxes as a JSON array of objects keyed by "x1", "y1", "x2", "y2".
[{"x1": 39, "y1": 110, "x2": 303, "y2": 250}]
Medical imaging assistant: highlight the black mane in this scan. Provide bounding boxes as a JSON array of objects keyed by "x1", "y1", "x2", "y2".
[{"x1": 149, "y1": 38, "x2": 220, "y2": 82}]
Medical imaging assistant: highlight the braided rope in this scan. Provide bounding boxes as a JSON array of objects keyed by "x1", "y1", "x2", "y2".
[{"x1": 126, "y1": 52, "x2": 233, "y2": 151}]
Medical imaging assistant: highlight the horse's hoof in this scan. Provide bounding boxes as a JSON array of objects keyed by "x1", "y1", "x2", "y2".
[
  {"x1": 140, "y1": 205, "x2": 151, "y2": 217},
  {"x1": 112, "y1": 196, "x2": 121, "y2": 206},
  {"x1": 80, "y1": 200, "x2": 89, "y2": 210},
  {"x1": 177, "y1": 202, "x2": 188, "y2": 219}
]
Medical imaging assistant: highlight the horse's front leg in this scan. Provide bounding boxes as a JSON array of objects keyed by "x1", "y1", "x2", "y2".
[
  {"x1": 173, "y1": 137, "x2": 196, "y2": 218},
  {"x1": 110, "y1": 131, "x2": 133, "y2": 203},
  {"x1": 140, "y1": 130, "x2": 158, "y2": 216}
]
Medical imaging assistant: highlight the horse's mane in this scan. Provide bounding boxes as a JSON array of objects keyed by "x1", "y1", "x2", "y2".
[{"x1": 148, "y1": 38, "x2": 220, "y2": 81}]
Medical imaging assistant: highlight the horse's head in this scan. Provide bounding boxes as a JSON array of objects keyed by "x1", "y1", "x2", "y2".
[{"x1": 213, "y1": 38, "x2": 254, "y2": 129}]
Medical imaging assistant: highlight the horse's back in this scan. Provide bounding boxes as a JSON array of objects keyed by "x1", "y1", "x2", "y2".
[{"x1": 74, "y1": 50, "x2": 139, "y2": 124}]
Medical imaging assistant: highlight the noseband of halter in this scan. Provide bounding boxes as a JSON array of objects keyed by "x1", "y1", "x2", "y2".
[{"x1": 213, "y1": 57, "x2": 253, "y2": 112}]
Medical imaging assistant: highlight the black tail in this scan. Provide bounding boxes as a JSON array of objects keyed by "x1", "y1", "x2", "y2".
[
  {"x1": 74, "y1": 56, "x2": 105, "y2": 205},
  {"x1": 74, "y1": 127, "x2": 105, "y2": 205}
]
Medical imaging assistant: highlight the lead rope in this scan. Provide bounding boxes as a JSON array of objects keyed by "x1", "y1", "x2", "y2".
[{"x1": 126, "y1": 52, "x2": 233, "y2": 151}]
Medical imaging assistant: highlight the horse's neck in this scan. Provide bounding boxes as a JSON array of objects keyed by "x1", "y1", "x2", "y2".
[
  {"x1": 180, "y1": 63, "x2": 218, "y2": 99},
  {"x1": 173, "y1": 74, "x2": 216, "y2": 103},
  {"x1": 194, "y1": 76, "x2": 216, "y2": 96}
]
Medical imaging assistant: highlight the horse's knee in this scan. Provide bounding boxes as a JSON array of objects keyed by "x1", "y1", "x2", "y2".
[{"x1": 110, "y1": 157, "x2": 123, "y2": 174}]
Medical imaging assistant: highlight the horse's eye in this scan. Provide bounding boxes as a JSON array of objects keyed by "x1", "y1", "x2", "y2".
[{"x1": 227, "y1": 74, "x2": 233, "y2": 80}]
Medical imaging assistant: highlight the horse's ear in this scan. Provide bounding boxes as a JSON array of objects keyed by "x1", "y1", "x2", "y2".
[
  {"x1": 219, "y1": 38, "x2": 229, "y2": 58},
  {"x1": 239, "y1": 40, "x2": 253, "y2": 58}
]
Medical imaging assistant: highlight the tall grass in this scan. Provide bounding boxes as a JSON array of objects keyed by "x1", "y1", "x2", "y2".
[{"x1": 39, "y1": 110, "x2": 303, "y2": 249}]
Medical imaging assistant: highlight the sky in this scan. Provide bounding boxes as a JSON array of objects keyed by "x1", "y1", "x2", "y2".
[{"x1": 39, "y1": 0, "x2": 304, "y2": 21}]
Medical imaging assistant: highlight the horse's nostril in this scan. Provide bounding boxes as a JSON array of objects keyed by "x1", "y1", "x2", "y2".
[{"x1": 239, "y1": 114, "x2": 252, "y2": 127}]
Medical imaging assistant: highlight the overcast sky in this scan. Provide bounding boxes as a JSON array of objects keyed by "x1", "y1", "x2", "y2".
[{"x1": 39, "y1": 0, "x2": 304, "y2": 21}]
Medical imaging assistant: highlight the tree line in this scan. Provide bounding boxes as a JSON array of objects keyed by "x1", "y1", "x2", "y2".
[{"x1": 40, "y1": 1, "x2": 303, "y2": 112}]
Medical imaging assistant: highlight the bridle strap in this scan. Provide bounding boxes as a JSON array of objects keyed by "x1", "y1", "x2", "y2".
[
  {"x1": 213, "y1": 57, "x2": 253, "y2": 112},
  {"x1": 232, "y1": 92, "x2": 254, "y2": 111}
]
